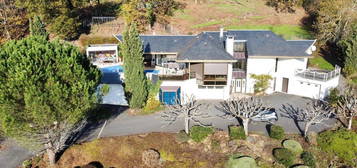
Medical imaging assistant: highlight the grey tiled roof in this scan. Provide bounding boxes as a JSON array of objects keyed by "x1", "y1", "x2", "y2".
[
  {"x1": 177, "y1": 32, "x2": 234, "y2": 61},
  {"x1": 287, "y1": 40, "x2": 315, "y2": 56},
  {"x1": 115, "y1": 35, "x2": 194, "y2": 53},
  {"x1": 226, "y1": 31, "x2": 314, "y2": 57},
  {"x1": 115, "y1": 30, "x2": 315, "y2": 60}
]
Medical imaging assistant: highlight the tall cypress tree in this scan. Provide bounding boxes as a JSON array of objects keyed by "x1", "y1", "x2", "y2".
[
  {"x1": 120, "y1": 23, "x2": 148, "y2": 108},
  {"x1": 29, "y1": 15, "x2": 48, "y2": 38}
]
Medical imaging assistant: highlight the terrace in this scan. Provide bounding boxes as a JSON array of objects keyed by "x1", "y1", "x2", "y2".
[
  {"x1": 295, "y1": 66, "x2": 341, "y2": 82},
  {"x1": 86, "y1": 44, "x2": 119, "y2": 65}
]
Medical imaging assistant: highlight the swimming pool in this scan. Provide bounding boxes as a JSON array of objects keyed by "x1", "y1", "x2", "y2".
[{"x1": 100, "y1": 65, "x2": 159, "y2": 74}]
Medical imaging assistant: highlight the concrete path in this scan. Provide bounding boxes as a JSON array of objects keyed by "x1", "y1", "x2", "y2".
[{"x1": 0, "y1": 140, "x2": 33, "y2": 168}]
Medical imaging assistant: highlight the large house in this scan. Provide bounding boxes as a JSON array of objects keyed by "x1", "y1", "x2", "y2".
[{"x1": 87, "y1": 29, "x2": 340, "y2": 105}]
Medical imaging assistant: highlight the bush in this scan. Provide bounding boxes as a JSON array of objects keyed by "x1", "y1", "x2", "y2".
[
  {"x1": 142, "y1": 96, "x2": 162, "y2": 114},
  {"x1": 142, "y1": 80, "x2": 162, "y2": 114},
  {"x1": 159, "y1": 149, "x2": 175, "y2": 161},
  {"x1": 229, "y1": 125, "x2": 246, "y2": 140},
  {"x1": 142, "y1": 149, "x2": 160, "y2": 167},
  {"x1": 189, "y1": 126, "x2": 214, "y2": 142},
  {"x1": 100, "y1": 84, "x2": 110, "y2": 95},
  {"x1": 268, "y1": 125, "x2": 285, "y2": 140},
  {"x1": 301, "y1": 151, "x2": 316, "y2": 168},
  {"x1": 282, "y1": 140, "x2": 303, "y2": 155},
  {"x1": 317, "y1": 129, "x2": 357, "y2": 164},
  {"x1": 225, "y1": 156, "x2": 258, "y2": 168},
  {"x1": 22, "y1": 159, "x2": 32, "y2": 168},
  {"x1": 273, "y1": 148, "x2": 295, "y2": 167},
  {"x1": 175, "y1": 130, "x2": 190, "y2": 143}
]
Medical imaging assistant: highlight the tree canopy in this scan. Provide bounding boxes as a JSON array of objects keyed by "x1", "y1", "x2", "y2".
[
  {"x1": 15, "y1": 0, "x2": 88, "y2": 40},
  {"x1": 121, "y1": 0, "x2": 185, "y2": 31},
  {"x1": 120, "y1": 24, "x2": 148, "y2": 108},
  {"x1": 0, "y1": 35, "x2": 101, "y2": 164},
  {"x1": 338, "y1": 23, "x2": 357, "y2": 76}
]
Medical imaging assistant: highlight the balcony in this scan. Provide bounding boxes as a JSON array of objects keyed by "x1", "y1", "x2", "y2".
[
  {"x1": 197, "y1": 75, "x2": 228, "y2": 86},
  {"x1": 155, "y1": 63, "x2": 189, "y2": 80},
  {"x1": 159, "y1": 73, "x2": 189, "y2": 80},
  {"x1": 233, "y1": 52, "x2": 246, "y2": 59},
  {"x1": 232, "y1": 69, "x2": 246, "y2": 79},
  {"x1": 295, "y1": 66, "x2": 341, "y2": 82}
]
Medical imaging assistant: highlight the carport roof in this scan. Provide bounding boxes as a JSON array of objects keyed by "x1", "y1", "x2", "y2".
[{"x1": 160, "y1": 86, "x2": 180, "y2": 92}]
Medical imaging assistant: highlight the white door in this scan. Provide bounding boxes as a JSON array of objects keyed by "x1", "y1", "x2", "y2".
[{"x1": 232, "y1": 79, "x2": 246, "y2": 93}]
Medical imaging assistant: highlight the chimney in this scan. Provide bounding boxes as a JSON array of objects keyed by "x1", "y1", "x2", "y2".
[
  {"x1": 225, "y1": 35, "x2": 235, "y2": 56},
  {"x1": 220, "y1": 27, "x2": 224, "y2": 38}
]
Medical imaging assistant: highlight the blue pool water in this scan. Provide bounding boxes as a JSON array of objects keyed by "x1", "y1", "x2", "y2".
[
  {"x1": 100, "y1": 65, "x2": 159, "y2": 74},
  {"x1": 100, "y1": 65, "x2": 159, "y2": 84}
]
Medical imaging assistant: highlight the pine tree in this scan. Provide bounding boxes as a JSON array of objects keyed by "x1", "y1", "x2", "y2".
[
  {"x1": 120, "y1": 23, "x2": 148, "y2": 108},
  {"x1": 0, "y1": 36, "x2": 101, "y2": 165},
  {"x1": 30, "y1": 15, "x2": 48, "y2": 38}
]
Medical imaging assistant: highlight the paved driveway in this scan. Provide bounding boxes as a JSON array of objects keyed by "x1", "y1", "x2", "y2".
[{"x1": 93, "y1": 93, "x2": 337, "y2": 139}]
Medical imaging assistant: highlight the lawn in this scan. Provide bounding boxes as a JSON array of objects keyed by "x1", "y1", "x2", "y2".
[
  {"x1": 192, "y1": 20, "x2": 223, "y2": 29},
  {"x1": 308, "y1": 56, "x2": 335, "y2": 70}
]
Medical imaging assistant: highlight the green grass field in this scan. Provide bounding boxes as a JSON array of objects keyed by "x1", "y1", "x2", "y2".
[
  {"x1": 308, "y1": 56, "x2": 335, "y2": 70},
  {"x1": 192, "y1": 20, "x2": 223, "y2": 29}
]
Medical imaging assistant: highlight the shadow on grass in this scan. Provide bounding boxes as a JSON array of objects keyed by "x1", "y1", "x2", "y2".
[{"x1": 319, "y1": 42, "x2": 344, "y2": 68}]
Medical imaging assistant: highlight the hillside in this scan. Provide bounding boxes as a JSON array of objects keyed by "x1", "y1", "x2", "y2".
[{"x1": 85, "y1": 0, "x2": 312, "y2": 40}]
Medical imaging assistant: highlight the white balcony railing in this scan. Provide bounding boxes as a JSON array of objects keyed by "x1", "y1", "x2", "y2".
[{"x1": 295, "y1": 65, "x2": 341, "y2": 82}]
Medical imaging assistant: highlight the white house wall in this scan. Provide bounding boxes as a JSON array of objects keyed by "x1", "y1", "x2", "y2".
[
  {"x1": 161, "y1": 79, "x2": 230, "y2": 101},
  {"x1": 160, "y1": 64, "x2": 233, "y2": 101},
  {"x1": 274, "y1": 58, "x2": 308, "y2": 92},
  {"x1": 276, "y1": 58, "x2": 307, "y2": 76},
  {"x1": 288, "y1": 76, "x2": 339, "y2": 99},
  {"x1": 246, "y1": 58, "x2": 276, "y2": 93}
]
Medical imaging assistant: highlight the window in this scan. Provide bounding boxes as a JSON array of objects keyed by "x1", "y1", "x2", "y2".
[
  {"x1": 275, "y1": 58, "x2": 278, "y2": 72},
  {"x1": 234, "y1": 42, "x2": 246, "y2": 52},
  {"x1": 233, "y1": 60, "x2": 246, "y2": 70}
]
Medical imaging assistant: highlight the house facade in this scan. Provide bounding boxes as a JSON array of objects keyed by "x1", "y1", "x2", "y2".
[{"x1": 87, "y1": 29, "x2": 340, "y2": 104}]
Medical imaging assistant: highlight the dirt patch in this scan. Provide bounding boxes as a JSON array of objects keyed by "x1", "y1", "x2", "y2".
[
  {"x1": 33, "y1": 133, "x2": 227, "y2": 168},
  {"x1": 29, "y1": 132, "x2": 322, "y2": 168}
]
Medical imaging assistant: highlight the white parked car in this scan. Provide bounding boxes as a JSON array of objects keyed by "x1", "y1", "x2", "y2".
[{"x1": 251, "y1": 108, "x2": 278, "y2": 122}]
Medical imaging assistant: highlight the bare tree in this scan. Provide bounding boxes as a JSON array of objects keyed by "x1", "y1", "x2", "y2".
[
  {"x1": 285, "y1": 100, "x2": 334, "y2": 138},
  {"x1": 337, "y1": 87, "x2": 357, "y2": 130},
  {"x1": 27, "y1": 120, "x2": 88, "y2": 164},
  {"x1": 161, "y1": 95, "x2": 210, "y2": 134},
  {"x1": 220, "y1": 97, "x2": 265, "y2": 136}
]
